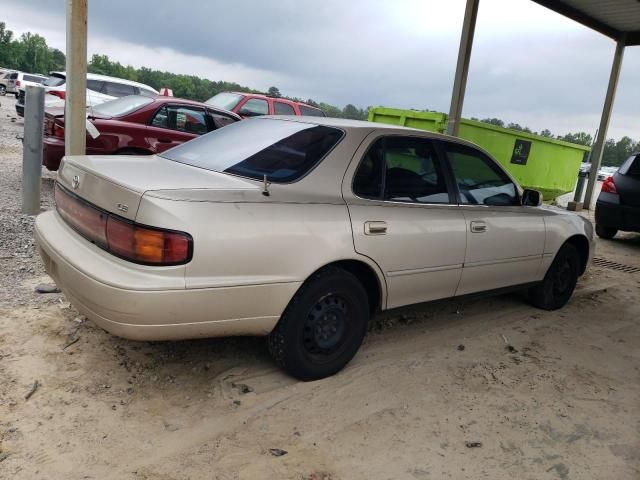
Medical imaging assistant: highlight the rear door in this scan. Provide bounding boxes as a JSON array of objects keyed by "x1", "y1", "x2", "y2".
[
  {"x1": 145, "y1": 104, "x2": 206, "y2": 152},
  {"x1": 439, "y1": 141, "x2": 545, "y2": 295},
  {"x1": 343, "y1": 133, "x2": 466, "y2": 309}
]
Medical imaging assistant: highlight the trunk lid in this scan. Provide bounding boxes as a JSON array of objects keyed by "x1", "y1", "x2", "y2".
[{"x1": 58, "y1": 155, "x2": 259, "y2": 220}]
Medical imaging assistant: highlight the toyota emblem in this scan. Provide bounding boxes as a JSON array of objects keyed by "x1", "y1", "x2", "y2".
[{"x1": 72, "y1": 175, "x2": 80, "y2": 189}]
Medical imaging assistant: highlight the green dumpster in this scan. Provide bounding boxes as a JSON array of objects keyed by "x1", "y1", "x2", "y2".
[{"x1": 368, "y1": 107, "x2": 590, "y2": 200}]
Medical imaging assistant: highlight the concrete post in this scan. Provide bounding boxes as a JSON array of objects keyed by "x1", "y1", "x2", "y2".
[
  {"x1": 22, "y1": 85, "x2": 45, "y2": 215},
  {"x1": 447, "y1": 0, "x2": 479, "y2": 137},
  {"x1": 583, "y1": 36, "x2": 626, "y2": 209},
  {"x1": 65, "y1": 0, "x2": 88, "y2": 156}
]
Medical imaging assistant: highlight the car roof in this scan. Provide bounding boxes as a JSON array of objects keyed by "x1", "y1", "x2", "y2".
[
  {"x1": 255, "y1": 116, "x2": 487, "y2": 148},
  {"x1": 227, "y1": 91, "x2": 321, "y2": 109},
  {"x1": 49, "y1": 71, "x2": 159, "y2": 93}
]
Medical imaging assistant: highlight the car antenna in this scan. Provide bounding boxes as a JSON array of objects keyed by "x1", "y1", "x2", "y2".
[{"x1": 262, "y1": 174, "x2": 271, "y2": 197}]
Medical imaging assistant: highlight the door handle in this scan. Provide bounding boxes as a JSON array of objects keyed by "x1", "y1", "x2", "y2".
[
  {"x1": 364, "y1": 221, "x2": 387, "y2": 235},
  {"x1": 470, "y1": 221, "x2": 487, "y2": 233}
]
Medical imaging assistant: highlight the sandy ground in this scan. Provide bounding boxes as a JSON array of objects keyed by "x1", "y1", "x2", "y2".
[{"x1": 0, "y1": 98, "x2": 639, "y2": 479}]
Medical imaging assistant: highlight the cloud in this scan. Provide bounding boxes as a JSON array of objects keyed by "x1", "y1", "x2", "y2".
[{"x1": 2, "y1": 0, "x2": 638, "y2": 139}]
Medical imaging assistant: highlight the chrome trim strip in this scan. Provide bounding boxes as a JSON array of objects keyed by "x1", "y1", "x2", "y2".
[
  {"x1": 387, "y1": 263, "x2": 463, "y2": 277},
  {"x1": 464, "y1": 254, "x2": 542, "y2": 268}
]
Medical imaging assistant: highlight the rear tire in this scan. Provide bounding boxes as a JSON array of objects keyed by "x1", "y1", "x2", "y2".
[
  {"x1": 595, "y1": 224, "x2": 617, "y2": 239},
  {"x1": 528, "y1": 244, "x2": 580, "y2": 310},
  {"x1": 267, "y1": 267, "x2": 369, "y2": 381},
  {"x1": 0, "y1": 85, "x2": 5, "y2": 96}
]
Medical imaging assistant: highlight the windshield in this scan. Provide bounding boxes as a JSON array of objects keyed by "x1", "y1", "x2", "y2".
[
  {"x1": 205, "y1": 92, "x2": 243, "y2": 111},
  {"x1": 160, "y1": 118, "x2": 344, "y2": 183},
  {"x1": 91, "y1": 95, "x2": 154, "y2": 117},
  {"x1": 44, "y1": 74, "x2": 66, "y2": 87}
]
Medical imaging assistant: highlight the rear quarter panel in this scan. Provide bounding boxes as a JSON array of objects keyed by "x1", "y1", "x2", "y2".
[{"x1": 135, "y1": 196, "x2": 366, "y2": 289}]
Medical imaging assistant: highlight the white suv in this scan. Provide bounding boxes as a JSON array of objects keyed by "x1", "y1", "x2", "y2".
[
  {"x1": 1, "y1": 71, "x2": 47, "y2": 96},
  {"x1": 15, "y1": 72, "x2": 159, "y2": 116}
]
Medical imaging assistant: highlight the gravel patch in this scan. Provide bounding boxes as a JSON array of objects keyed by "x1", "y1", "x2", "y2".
[{"x1": 0, "y1": 95, "x2": 58, "y2": 307}]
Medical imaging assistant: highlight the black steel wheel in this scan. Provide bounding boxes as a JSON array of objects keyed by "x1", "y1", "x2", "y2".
[
  {"x1": 528, "y1": 243, "x2": 580, "y2": 310},
  {"x1": 268, "y1": 266, "x2": 369, "y2": 381}
]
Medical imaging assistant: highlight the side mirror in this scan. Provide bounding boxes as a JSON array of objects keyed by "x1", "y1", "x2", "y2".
[{"x1": 522, "y1": 188, "x2": 542, "y2": 207}]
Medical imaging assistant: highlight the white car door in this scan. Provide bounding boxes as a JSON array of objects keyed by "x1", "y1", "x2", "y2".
[
  {"x1": 343, "y1": 134, "x2": 467, "y2": 309},
  {"x1": 439, "y1": 141, "x2": 545, "y2": 295}
]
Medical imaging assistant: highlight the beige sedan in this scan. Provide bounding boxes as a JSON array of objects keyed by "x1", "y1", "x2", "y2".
[{"x1": 35, "y1": 117, "x2": 594, "y2": 380}]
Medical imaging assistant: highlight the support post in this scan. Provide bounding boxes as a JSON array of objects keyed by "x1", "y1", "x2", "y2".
[
  {"x1": 583, "y1": 36, "x2": 626, "y2": 209},
  {"x1": 447, "y1": 0, "x2": 479, "y2": 137},
  {"x1": 22, "y1": 85, "x2": 45, "y2": 215},
  {"x1": 65, "y1": 0, "x2": 88, "y2": 156}
]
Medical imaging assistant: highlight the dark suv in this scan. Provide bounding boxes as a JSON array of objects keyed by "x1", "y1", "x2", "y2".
[{"x1": 595, "y1": 153, "x2": 640, "y2": 239}]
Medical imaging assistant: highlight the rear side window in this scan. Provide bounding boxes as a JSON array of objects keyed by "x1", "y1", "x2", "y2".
[
  {"x1": 87, "y1": 79, "x2": 105, "y2": 92},
  {"x1": 160, "y1": 118, "x2": 343, "y2": 183},
  {"x1": 274, "y1": 101, "x2": 295, "y2": 115},
  {"x1": 152, "y1": 105, "x2": 208, "y2": 135},
  {"x1": 209, "y1": 112, "x2": 237, "y2": 129},
  {"x1": 353, "y1": 136, "x2": 450, "y2": 204},
  {"x1": 103, "y1": 82, "x2": 136, "y2": 97},
  {"x1": 443, "y1": 143, "x2": 518, "y2": 206},
  {"x1": 299, "y1": 105, "x2": 325, "y2": 117},
  {"x1": 24, "y1": 75, "x2": 45, "y2": 83}
]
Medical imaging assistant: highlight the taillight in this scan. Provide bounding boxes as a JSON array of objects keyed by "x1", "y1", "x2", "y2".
[
  {"x1": 55, "y1": 184, "x2": 192, "y2": 265},
  {"x1": 16, "y1": 80, "x2": 21, "y2": 87},
  {"x1": 602, "y1": 176, "x2": 617, "y2": 194},
  {"x1": 106, "y1": 216, "x2": 191, "y2": 265},
  {"x1": 49, "y1": 90, "x2": 66, "y2": 100}
]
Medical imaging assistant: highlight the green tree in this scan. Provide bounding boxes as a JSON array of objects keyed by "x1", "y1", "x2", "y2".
[
  {"x1": 481, "y1": 118, "x2": 505, "y2": 127},
  {"x1": 267, "y1": 86, "x2": 281, "y2": 97}
]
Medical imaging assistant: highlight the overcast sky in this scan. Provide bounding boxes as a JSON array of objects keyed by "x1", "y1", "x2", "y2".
[{"x1": 2, "y1": 0, "x2": 639, "y2": 139}]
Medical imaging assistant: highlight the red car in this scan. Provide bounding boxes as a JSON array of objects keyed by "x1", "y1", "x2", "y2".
[
  {"x1": 205, "y1": 92, "x2": 325, "y2": 118},
  {"x1": 42, "y1": 95, "x2": 241, "y2": 171}
]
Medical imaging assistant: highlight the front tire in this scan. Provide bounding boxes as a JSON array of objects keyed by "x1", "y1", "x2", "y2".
[
  {"x1": 528, "y1": 244, "x2": 580, "y2": 310},
  {"x1": 595, "y1": 224, "x2": 617, "y2": 239},
  {"x1": 267, "y1": 267, "x2": 370, "y2": 381}
]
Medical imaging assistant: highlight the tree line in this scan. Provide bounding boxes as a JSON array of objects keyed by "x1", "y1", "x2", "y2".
[{"x1": 1, "y1": 20, "x2": 636, "y2": 166}]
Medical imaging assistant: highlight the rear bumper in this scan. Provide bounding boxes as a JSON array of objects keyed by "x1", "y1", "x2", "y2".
[
  {"x1": 42, "y1": 136, "x2": 65, "y2": 171},
  {"x1": 596, "y1": 194, "x2": 640, "y2": 233},
  {"x1": 35, "y1": 210, "x2": 297, "y2": 341}
]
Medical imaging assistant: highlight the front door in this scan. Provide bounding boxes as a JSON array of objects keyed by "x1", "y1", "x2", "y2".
[
  {"x1": 343, "y1": 134, "x2": 467, "y2": 309},
  {"x1": 439, "y1": 141, "x2": 545, "y2": 295}
]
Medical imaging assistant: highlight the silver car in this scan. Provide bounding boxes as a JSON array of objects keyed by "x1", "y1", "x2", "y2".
[{"x1": 35, "y1": 117, "x2": 594, "y2": 380}]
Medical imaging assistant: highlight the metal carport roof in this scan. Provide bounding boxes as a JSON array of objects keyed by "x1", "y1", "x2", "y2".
[{"x1": 531, "y1": 0, "x2": 640, "y2": 45}]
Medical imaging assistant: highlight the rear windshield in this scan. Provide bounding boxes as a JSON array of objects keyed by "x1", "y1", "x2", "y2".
[
  {"x1": 44, "y1": 74, "x2": 66, "y2": 87},
  {"x1": 160, "y1": 118, "x2": 343, "y2": 183},
  {"x1": 91, "y1": 95, "x2": 154, "y2": 117},
  {"x1": 9, "y1": 73, "x2": 17, "y2": 79},
  {"x1": 299, "y1": 105, "x2": 325, "y2": 117},
  {"x1": 206, "y1": 92, "x2": 243, "y2": 111},
  {"x1": 619, "y1": 154, "x2": 640, "y2": 177}
]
